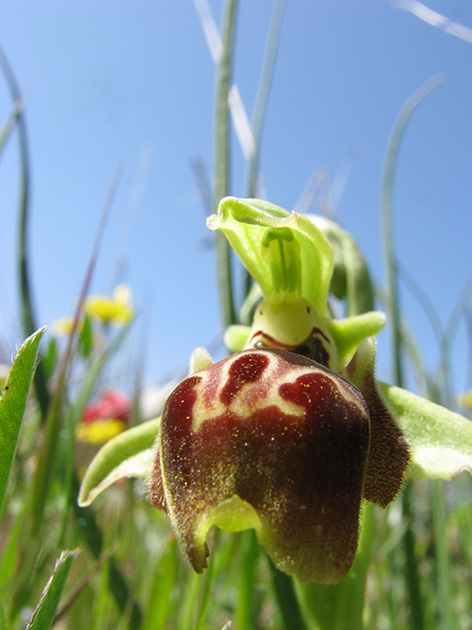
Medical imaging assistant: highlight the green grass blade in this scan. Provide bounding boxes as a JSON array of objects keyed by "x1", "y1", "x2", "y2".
[
  {"x1": 431, "y1": 480, "x2": 455, "y2": 630},
  {"x1": 245, "y1": 0, "x2": 285, "y2": 198},
  {"x1": 213, "y1": 0, "x2": 238, "y2": 329},
  {"x1": 27, "y1": 166, "x2": 123, "y2": 535},
  {"x1": 0, "y1": 47, "x2": 50, "y2": 419},
  {"x1": 0, "y1": 507, "x2": 24, "y2": 589},
  {"x1": 0, "y1": 327, "x2": 46, "y2": 515},
  {"x1": 242, "y1": 0, "x2": 285, "y2": 299},
  {"x1": 0, "y1": 98, "x2": 22, "y2": 155},
  {"x1": 381, "y1": 76, "x2": 443, "y2": 630},
  {"x1": 193, "y1": 547, "x2": 216, "y2": 630},
  {"x1": 381, "y1": 74, "x2": 443, "y2": 389},
  {"x1": 141, "y1": 538, "x2": 179, "y2": 630},
  {"x1": 71, "y1": 472, "x2": 143, "y2": 630},
  {"x1": 26, "y1": 549, "x2": 79, "y2": 630}
]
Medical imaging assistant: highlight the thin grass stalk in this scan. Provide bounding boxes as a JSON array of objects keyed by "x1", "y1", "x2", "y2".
[
  {"x1": 6, "y1": 161, "x2": 143, "y2": 626},
  {"x1": 242, "y1": 0, "x2": 285, "y2": 300},
  {"x1": 0, "y1": 98, "x2": 22, "y2": 153},
  {"x1": 381, "y1": 75, "x2": 443, "y2": 630},
  {"x1": 70, "y1": 474, "x2": 142, "y2": 630},
  {"x1": 382, "y1": 75, "x2": 443, "y2": 389},
  {"x1": 431, "y1": 480, "x2": 455, "y2": 630},
  {"x1": 178, "y1": 569, "x2": 202, "y2": 629},
  {"x1": 441, "y1": 275, "x2": 472, "y2": 405},
  {"x1": 141, "y1": 538, "x2": 179, "y2": 630},
  {"x1": 28, "y1": 164, "x2": 123, "y2": 535},
  {"x1": 0, "y1": 46, "x2": 50, "y2": 418},
  {"x1": 245, "y1": 0, "x2": 285, "y2": 199},
  {"x1": 213, "y1": 0, "x2": 238, "y2": 330},
  {"x1": 192, "y1": 548, "x2": 216, "y2": 630}
]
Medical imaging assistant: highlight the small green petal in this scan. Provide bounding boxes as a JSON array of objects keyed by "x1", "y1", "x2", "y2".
[
  {"x1": 327, "y1": 311, "x2": 387, "y2": 371},
  {"x1": 224, "y1": 325, "x2": 251, "y2": 353}
]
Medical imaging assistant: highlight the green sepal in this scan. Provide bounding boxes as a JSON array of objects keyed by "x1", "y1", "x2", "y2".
[
  {"x1": 78, "y1": 417, "x2": 160, "y2": 507},
  {"x1": 379, "y1": 383, "x2": 472, "y2": 480},
  {"x1": 310, "y1": 215, "x2": 375, "y2": 316},
  {"x1": 208, "y1": 197, "x2": 334, "y2": 315}
]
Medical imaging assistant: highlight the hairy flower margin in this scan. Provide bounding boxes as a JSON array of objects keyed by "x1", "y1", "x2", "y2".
[{"x1": 78, "y1": 197, "x2": 472, "y2": 584}]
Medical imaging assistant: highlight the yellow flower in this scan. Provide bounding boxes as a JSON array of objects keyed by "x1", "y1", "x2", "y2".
[
  {"x1": 84, "y1": 285, "x2": 134, "y2": 325},
  {"x1": 459, "y1": 389, "x2": 472, "y2": 409},
  {"x1": 76, "y1": 419, "x2": 127, "y2": 445},
  {"x1": 52, "y1": 317, "x2": 83, "y2": 336}
]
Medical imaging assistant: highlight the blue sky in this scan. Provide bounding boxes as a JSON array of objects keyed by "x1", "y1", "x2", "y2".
[{"x1": 1, "y1": 1, "x2": 471, "y2": 396}]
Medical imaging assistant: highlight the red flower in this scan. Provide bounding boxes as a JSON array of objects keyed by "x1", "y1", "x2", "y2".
[{"x1": 82, "y1": 390, "x2": 131, "y2": 424}]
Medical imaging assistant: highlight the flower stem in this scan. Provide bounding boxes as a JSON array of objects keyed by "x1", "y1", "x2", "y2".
[
  {"x1": 267, "y1": 557, "x2": 307, "y2": 630},
  {"x1": 213, "y1": 0, "x2": 238, "y2": 329}
]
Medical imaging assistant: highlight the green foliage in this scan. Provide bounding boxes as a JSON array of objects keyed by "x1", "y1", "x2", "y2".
[
  {"x1": 1, "y1": 2, "x2": 471, "y2": 629},
  {"x1": 0, "y1": 327, "x2": 45, "y2": 515},
  {"x1": 26, "y1": 550, "x2": 79, "y2": 630},
  {"x1": 381, "y1": 383, "x2": 472, "y2": 480}
]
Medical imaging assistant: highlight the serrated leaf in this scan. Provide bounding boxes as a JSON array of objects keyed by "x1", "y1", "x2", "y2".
[
  {"x1": 26, "y1": 549, "x2": 79, "y2": 630},
  {"x1": 0, "y1": 327, "x2": 46, "y2": 514},
  {"x1": 78, "y1": 417, "x2": 160, "y2": 506},
  {"x1": 380, "y1": 382, "x2": 472, "y2": 480}
]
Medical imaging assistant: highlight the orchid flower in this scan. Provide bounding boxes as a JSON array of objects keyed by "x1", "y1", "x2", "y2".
[{"x1": 78, "y1": 197, "x2": 472, "y2": 585}]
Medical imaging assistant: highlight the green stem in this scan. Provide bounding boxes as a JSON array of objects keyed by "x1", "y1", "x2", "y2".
[
  {"x1": 400, "y1": 483, "x2": 424, "y2": 630},
  {"x1": 213, "y1": 0, "x2": 238, "y2": 330},
  {"x1": 267, "y1": 558, "x2": 307, "y2": 630},
  {"x1": 431, "y1": 480, "x2": 454, "y2": 630},
  {"x1": 236, "y1": 530, "x2": 260, "y2": 630},
  {"x1": 381, "y1": 76, "x2": 443, "y2": 630}
]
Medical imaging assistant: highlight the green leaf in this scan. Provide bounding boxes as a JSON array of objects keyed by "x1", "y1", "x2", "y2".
[
  {"x1": 78, "y1": 417, "x2": 160, "y2": 506},
  {"x1": 26, "y1": 549, "x2": 79, "y2": 630},
  {"x1": 208, "y1": 197, "x2": 334, "y2": 316},
  {"x1": 380, "y1": 382, "x2": 472, "y2": 480},
  {"x1": 0, "y1": 327, "x2": 46, "y2": 514}
]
